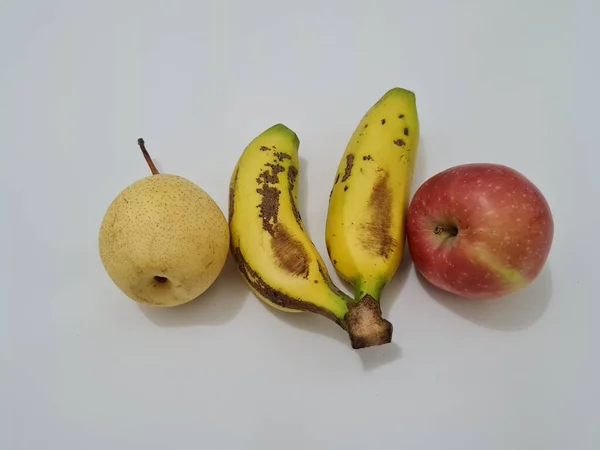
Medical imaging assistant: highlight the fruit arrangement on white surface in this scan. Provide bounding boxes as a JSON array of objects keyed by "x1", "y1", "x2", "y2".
[{"x1": 98, "y1": 87, "x2": 554, "y2": 349}]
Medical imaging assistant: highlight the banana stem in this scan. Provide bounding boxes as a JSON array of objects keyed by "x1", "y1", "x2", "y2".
[
  {"x1": 343, "y1": 295, "x2": 393, "y2": 349},
  {"x1": 326, "y1": 284, "x2": 392, "y2": 348},
  {"x1": 354, "y1": 277, "x2": 385, "y2": 303}
]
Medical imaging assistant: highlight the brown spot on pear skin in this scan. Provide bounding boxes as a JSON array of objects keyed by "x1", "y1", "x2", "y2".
[
  {"x1": 404, "y1": 127, "x2": 409, "y2": 136},
  {"x1": 344, "y1": 186, "x2": 348, "y2": 192},
  {"x1": 232, "y1": 247, "x2": 339, "y2": 323},
  {"x1": 287, "y1": 166, "x2": 302, "y2": 226},
  {"x1": 360, "y1": 172, "x2": 396, "y2": 259},
  {"x1": 398, "y1": 114, "x2": 404, "y2": 119},
  {"x1": 271, "y1": 224, "x2": 309, "y2": 278},
  {"x1": 381, "y1": 119, "x2": 386, "y2": 125},
  {"x1": 363, "y1": 155, "x2": 373, "y2": 161},
  {"x1": 335, "y1": 173, "x2": 340, "y2": 184},
  {"x1": 260, "y1": 146, "x2": 271, "y2": 151},
  {"x1": 342, "y1": 154, "x2": 355, "y2": 182},
  {"x1": 393, "y1": 139, "x2": 406, "y2": 147}
]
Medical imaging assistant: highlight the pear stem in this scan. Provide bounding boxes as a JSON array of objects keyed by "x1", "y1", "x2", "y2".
[{"x1": 137, "y1": 138, "x2": 159, "y2": 175}]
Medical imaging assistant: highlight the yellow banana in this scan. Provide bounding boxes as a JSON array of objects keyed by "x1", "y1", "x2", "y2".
[
  {"x1": 229, "y1": 124, "x2": 392, "y2": 349},
  {"x1": 326, "y1": 87, "x2": 420, "y2": 305}
]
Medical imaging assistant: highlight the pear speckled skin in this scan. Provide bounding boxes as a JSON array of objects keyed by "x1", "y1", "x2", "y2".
[{"x1": 99, "y1": 174, "x2": 229, "y2": 307}]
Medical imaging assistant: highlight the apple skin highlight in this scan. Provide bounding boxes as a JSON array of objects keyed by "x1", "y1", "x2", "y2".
[{"x1": 406, "y1": 163, "x2": 554, "y2": 300}]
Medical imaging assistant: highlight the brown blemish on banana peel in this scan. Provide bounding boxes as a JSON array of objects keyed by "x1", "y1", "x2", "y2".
[{"x1": 360, "y1": 172, "x2": 397, "y2": 259}]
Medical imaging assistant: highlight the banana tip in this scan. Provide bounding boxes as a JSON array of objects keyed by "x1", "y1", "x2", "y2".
[{"x1": 265, "y1": 123, "x2": 300, "y2": 147}]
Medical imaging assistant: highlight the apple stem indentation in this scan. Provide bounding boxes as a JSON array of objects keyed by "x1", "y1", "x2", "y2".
[
  {"x1": 137, "y1": 138, "x2": 160, "y2": 175},
  {"x1": 434, "y1": 224, "x2": 459, "y2": 237}
]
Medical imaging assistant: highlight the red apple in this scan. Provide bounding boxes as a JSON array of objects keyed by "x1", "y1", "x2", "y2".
[{"x1": 406, "y1": 163, "x2": 554, "y2": 300}]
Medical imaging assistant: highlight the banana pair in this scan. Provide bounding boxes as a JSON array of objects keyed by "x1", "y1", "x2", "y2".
[{"x1": 228, "y1": 88, "x2": 419, "y2": 349}]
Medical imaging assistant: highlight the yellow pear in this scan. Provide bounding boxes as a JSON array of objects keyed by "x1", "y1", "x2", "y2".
[{"x1": 99, "y1": 139, "x2": 229, "y2": 307}]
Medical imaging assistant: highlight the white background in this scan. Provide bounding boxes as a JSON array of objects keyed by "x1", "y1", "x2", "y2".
[{"x1": 2, "y1": 0, "x2": 599, "y2": 449}]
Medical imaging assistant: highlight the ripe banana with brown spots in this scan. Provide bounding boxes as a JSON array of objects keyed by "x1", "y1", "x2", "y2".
[
  {"x1": 229, "y1": 124, "x2": 392, "y2": 349},
  {"x1": 326, "y1": 87, "x2": 420, "y2": 310}
]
